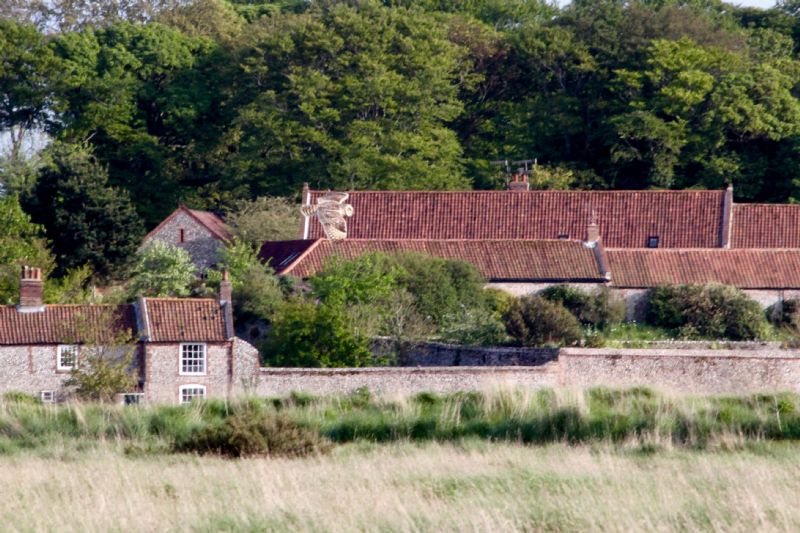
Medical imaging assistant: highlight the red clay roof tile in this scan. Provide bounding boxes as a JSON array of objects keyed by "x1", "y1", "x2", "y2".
[
  {"x1": 0, "y1": 305, "x2": 136, "y2": 345},
  {"x1": 608, "y1": 249, "x2": 800, "y2": 288},
  {"x1": 143, "y1": 298, "x2": 229, "y2": 342},
  {"x1": 262, "y1": 239, "x2": 605, "y2": 281},
  {"x1": 731, "y1": 204, "x2": 800, "y2": 248},
  {"x1": 305, "y1": 189, "x2": 727, "y2": 248}
]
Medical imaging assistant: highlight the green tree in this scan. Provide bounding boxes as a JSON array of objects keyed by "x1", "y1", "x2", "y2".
[
  {"x1": 0, "y1": 194, "x2": 55, "y2": 304},
  {"x1": 0, "y1": 20, "x2": 61, "y2": 194},
  {"x1": 504, "y1": 296, "x2": 583, "y2": 347},
  {"x1": 208, "y1": 238, "x2": 284, "y2": 320},
  {"x1": 128, "y1": 240, "x2": 196, "y2": 297},
  {"x1": 51, "y1": 22, "x2": 217, "y2": 225},
  {"x1": 24, "y1": 143, "x2": 144, "y2": 278},
  {"x1": 264, "y1": 299, "x2": 373, "y2": 367},
  {"x1": 220, "y1": 1, "x2": 469, "y2": 195},
  {"x1": 225, "y1": 196, "x2": 301, "y2": 246},
  {"x1": 62, "y1": 307, "x2": 139, "y2": 402}
]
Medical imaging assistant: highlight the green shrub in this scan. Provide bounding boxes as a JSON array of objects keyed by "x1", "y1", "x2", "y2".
[
  {"x1": 387, "y1": 252, "x2": 490, "y2": 325},
  {"x1": 177, "y1": 409, "x2": 329, "y2": 458},
  {"x1": 438, "y1": 306, "x2": 508, "y2": 346},
  {"x1": 2, "y1": 391, "x2": 41, "y2": 405},
  {"x1": 264, "y1": 300, "x2": 373, "y2": 367},
  {"x1": 767, "y1": 299, "x2": 800, "y2": 332},
  {"x1": 539, "y1": 285, "x2": 625, "y2": 329},
  {"x1": 646, "y1": 284, "x2": 768, "y2": 340},
  {"x1": 503, "y1": 296, "x2": 582, "y2": 347}
]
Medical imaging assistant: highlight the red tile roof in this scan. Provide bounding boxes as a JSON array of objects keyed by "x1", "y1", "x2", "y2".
[
  {"x1": 142, "y1": 298, "x2": 229, "y2": 342},
  {"x1": 0, "y1": 305, "x2": 136, "y2": 345},
  {"x1": 305, "y1": 189, "x2": 727, "y2": 248},
  {"x1": 608, "y1": 249, "x2": 800, "y2": 288},
  {"x1": 262, "y1": 239, "x2": 606, "y2": 281},
  {"x1": 143, "y1": 206, "x2": 232, "y2": 243},
  {"x1": 0, "y1": 299, "x2": 231, "y2": 345},
  {"x1": 731, "y1": 204, "x2": 800, "y2": 248}
]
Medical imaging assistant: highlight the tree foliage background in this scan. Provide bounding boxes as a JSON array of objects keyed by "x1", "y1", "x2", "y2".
[{"x1": 3, "y1": 0, "x2": 800, "y2": 276}]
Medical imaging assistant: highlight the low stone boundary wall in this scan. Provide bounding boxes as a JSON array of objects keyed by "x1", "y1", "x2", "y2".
[
  {"x1": 372, "y1": 338, "x2": 558, "y2": 366},
  {"x1": 256, "y1": 366, "x2": 558, "y2": 396},
  {"x1": 560, "y1": 348, "x2": 800, "y2": 394},
  {"x1": 254, "y1": 349, "x2": 800, "y2": 397}
]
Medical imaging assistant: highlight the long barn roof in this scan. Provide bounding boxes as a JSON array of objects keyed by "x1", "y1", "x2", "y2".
[{"x1": 304, "y1": 189, "x2": 729, "y2": 248}]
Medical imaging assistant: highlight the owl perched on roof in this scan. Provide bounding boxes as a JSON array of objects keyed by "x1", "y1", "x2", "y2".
[{"x1": 300, "y1": 191, "x2": 355, "y2": 241}]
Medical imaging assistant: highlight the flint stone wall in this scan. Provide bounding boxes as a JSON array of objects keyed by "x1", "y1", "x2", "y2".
[
  {"x1": 255, "y1": 365, "x2": 559, "y2": 397},
  {"x1": 559, "y1": 348, "x2": 800, "y2": 394},
  {"x1": 144, "y1": 211, "x2": 224, "y2": 271},
  {"x1": 372, "y1": 338, "x2": 558, "y2": 366}
]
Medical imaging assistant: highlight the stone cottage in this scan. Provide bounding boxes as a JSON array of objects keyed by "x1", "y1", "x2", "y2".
[
  {"x1": 142, "y1": 205, "x2": 232, "y2": 271},
  {"x1": 0, "y1": 267, "x2": 259, "y2": 405}
]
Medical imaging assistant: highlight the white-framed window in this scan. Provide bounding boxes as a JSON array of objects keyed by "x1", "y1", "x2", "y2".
[
  {"x1": 123, "y1": 393, "x2": 144, "y2": 406},
  {"x1": 57, "y1": 345, "x2": 79, "y2": 371},
  {"x1": 40, "y1": 391, "x2": 55, "y2": 403},
  {"x1": 180, "y1": 343, "x2": 206, "y2": 375},
  {"x1": 180, "y1": 385, "x2": 206, "y2": 405}
]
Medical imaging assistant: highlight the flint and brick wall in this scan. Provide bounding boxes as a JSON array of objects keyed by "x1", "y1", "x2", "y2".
[
  {"x1": 144, "y1": 211, "x2": 224, "y2": 271},
  {"x1": 373, "y1": 339, "x2": 557, "y2": 366},
  {"x1": 0, "y1": 346, "x2": 70, "y2": 399},
  {"x1": 143, "y1": 342, "x2": 233, "y2": 404},
  {"x1": 559, "y1": 348, "x2": 800, "y2": 394},
  {"x1": 256, "y1": 366, "x2": 559, "y2": 397},
  {"x1": 252, "y1": 349, "x2": 800, "y2": 397}
]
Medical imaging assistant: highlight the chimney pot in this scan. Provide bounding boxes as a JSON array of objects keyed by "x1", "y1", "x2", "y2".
[
  {"x1": 18, "y1": 266, "x2": 44, "y2": 311},
  {"x1": 507, "y1": 173, "x2": 529, "y2": 192}
]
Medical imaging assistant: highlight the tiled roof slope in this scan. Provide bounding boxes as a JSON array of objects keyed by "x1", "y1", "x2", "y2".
[
  {"x1": 261, "y1": 239, "x2": 606, "y2": 281},
  {"x1": 0, "y1": 299, "x2": 230, "y2": 345},
  {"x1": 305, "y1": 189, "x2": 727, "y2": 248},
  {"x1": 187, "y1": 209, "x2": 232, "y2": 241},
  {"x1": 608, "y1": 249, "x2": 800, "y2": 288},
  {"x1": 143, "y1": 298, "x2": 229, "y2": 342},
  {"x1": 143, "y1": 206, "x2": 232, "y2": 243},
  {"x1": 731, "y1": 204, "x2": 800, "y2": 248},
  {"x1": 0, "y1": 305, "x2": 136, "y2": 345}
]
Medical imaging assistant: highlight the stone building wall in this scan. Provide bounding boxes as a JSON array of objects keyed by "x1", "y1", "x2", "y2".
[
  {"x1": 144, "y1": 211, "x2": 224, "y2": 271},
  {"x1": 142, "y1": 342, "x2": 233, "y2": 404},
  {"x1": 0, "y1": 346, "x2": 70, "y2": 399}
]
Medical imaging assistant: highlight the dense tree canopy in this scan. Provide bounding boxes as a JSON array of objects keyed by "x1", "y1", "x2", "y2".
[
  {"x1": 4, "y1": 0, "x2": 800, "y2": 278},
  {"x1": 23, "y1": 143, "x2": 143, "y2": 278}
]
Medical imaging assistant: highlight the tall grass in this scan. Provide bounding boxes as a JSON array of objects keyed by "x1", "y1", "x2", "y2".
[
  {"x1": 2, "y1": 387, "x2": 800, "y2": 455},
  {"x1": 3, "y1": 442, "x2": 800, "y2": 531}
]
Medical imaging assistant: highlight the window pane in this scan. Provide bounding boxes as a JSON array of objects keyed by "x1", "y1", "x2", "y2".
[
  {"x1": 180, "y1": 344, "x2": 206, "y2": 374},
  {"x1": 180, "y1": 387, "x2": 205, "y2": 404}
]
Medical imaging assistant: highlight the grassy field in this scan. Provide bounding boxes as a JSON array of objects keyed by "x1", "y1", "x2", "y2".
[
  {"x1": 2, "y1": 441, "x2": 800, "y2": 532},
  {"x1": 3, "y1": 388, "x2": 800, "y2": 531}
]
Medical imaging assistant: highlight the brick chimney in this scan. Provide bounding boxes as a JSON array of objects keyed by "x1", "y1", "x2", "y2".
[
  {"x1": 507, "y1": 173, "x2": 529, "y2": 192},
  {"x1": 218, "y1": 270, "x2": 232, "y2": 305},
  {"x1": 587, "y1": 222, "x2": 600, "y2": 243},
  {"x1": 18, "y1": 266, "x2": 44, "y2": 312},
  {"x1": 586, "y1": 211, "x2": 600, "y2": 243}
]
